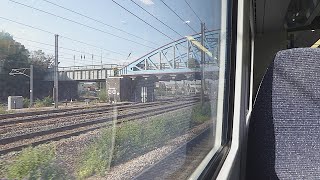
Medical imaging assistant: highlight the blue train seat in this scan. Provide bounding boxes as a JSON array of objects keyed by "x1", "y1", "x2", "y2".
[{"x1": 246, "y1": 48, "x2": 320, "y2": 179}]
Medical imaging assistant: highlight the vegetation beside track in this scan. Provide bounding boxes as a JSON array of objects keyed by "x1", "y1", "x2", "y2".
[
  {"x1": 0, "y1": 104, "x2": 7, "y2": 114},
  {"x1": 76, "y1": 102, "x2": 212, "y2": 179},
  {"x1": 74, "y1": 106, "x2": 192, "y2": 179},
  {"x1": 0, "y1": 101, "x2": 213, "y2": 179},
  {"x1": 1, "y1": 144, "x2": 67, "y2": 180},
  {"x1": 33, "y1": 96, "x2": 54, "y2": 108},
  {"x1": 191, "y1": 102, "x2": 212, "y2": 126},
  {"x1": 76, "y1": 129, "x2": 113, "y2": 179}
]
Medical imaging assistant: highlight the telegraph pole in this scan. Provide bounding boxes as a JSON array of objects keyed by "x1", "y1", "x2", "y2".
[
  {"x1": 30, "y1": 65, "x2": 33, "y2": 107},
  {"x1": 54, "y1": 34, "x2": 59, "y2": 108},
  {"x1": 101, "y1": 49, "x2": 103, "y2": 65},
  {"x1": 92, "y1": 54, "x2": 94, "y2": 66},
  {"x1": 200, "y1": 22, "x2": 205, "y2": 105}
]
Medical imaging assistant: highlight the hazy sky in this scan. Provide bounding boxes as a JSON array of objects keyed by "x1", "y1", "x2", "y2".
[{"x1": 0, "y1": 0, "x2": 221, "y2": 67}]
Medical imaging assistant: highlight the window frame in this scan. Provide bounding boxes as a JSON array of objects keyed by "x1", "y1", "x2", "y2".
[{"x1": 195, "y1": 0, "x2": 238, "y2": 179}]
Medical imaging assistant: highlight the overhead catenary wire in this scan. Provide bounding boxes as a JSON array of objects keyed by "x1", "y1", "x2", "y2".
[
  {"x1": 111, "y1": 0, "x2": 175, "y2": 41},
  {"x1": 13, "y1": 36, "x2": 122, "y2": 62},
  {"x1": 57, "y1": 56, "x2": 89, "y2": 66},
  {"x1": 58, "y1": 58, "x2": 106, "y2": 67},
  {"x1": 20, "y1": 42, "x2": 79, "y2": 58},
  {"x1": 0, "y1": 16, "x2": 53, "y2": 34},
  {"x1": 159, "y1": 0, "x2": 198, "y2": 33},
  {"x1": 19, "y1": 37, "x2": 121, "y2": 63},
  {"x1": 13, "y1": 36, "x2": 56, "y2": 48},
  {"x1": 58, "y1": 56, "x2": 114, "y2": 66},
  {"x1": 14, "y1": 44, "x2": 119, "y2": 68},
  {"x1": 184, "y1": 0, "x2": 203, "y2": 23},
  {"x1": 22, "y1": 43, "x2": 117, "y2": 65},
  {"x1": 59, "y1": 56, "x2": 125, "y2": 66},
  {"x1": 128, "y1": 0, "x2": 191, "y2": 50},
  {"x1": 1, "y1": 5, "x2": 198, "y2": 66},
  {"x1": 58, "y1": 36, "x2": 127, "y2": 56},
  {"x1": 9, "y1": 0, "x2": 156, "y2": 49},
  {"x1": 0, "y1": 16, "x2": 128, "y2": 57},
  {"x1": 29, "y1": 48, "x2": 116, "y2": 66},
  {"x1": 129, "y1": 0, "x2": 184, "y2": 37},
  {"x1": 40, "y1": 0, "x2": 160, "y2": 46},
  {"x1": 12, "y1": 41, "x2": 108, "y2": 66},
  {"x1": 58, "y1": 47, "x2": 121, "y2": 63}
]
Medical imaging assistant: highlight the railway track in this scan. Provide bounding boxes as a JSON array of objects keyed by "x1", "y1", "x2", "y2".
[
  {"x1": 0, "y1": 101, "x2": 172, "y2": 132},
  {"x1": 0, "y1": 100, "x2": 177, "y2": 125},
  {"x1": 0, "y1": 99, "x2": 198, "y2": 155},
  {"x1": 0, "y1": 95, "x2": 199, "y2": 121},
  {"x1": 134, "y1": 126, "x2": 214, "y2": 180},
  {"x1": 0, "y1": 102, "x2": 131, "y2": 120}
]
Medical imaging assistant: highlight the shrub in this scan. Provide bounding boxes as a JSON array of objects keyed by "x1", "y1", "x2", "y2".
[
  {"x1": 34, "y1": 99, "x2": 43, "y2": 108},
  {"x1": 98, "y1": 90, "x2": 108, "y2": 103},
  {"x1": 36, "y1": 162, "x2": 68, "y2": 180},
  {"x1": 76, "y1": 107, "x2": 194, "y2": 179},
  {"x1": 5, "y1": 144, "x2": 64, "y2": 180},
  {"x1": 76, "y1": 129, "x2": 113, "y2": 179},
  {"x1": 23, "y1": 98, "x2": 30, "y2": 108},
  {"x1": 42, "y1": 96, "x2": 54, "y2": 106},
  {"x1": 191, "y1": 102, "x2": 212, "y2": 125},
  {"x1": 0, "y1": 103, "x2": 7, "y2": 114},
  {"x1": 113, "y1": 108, "x2": 191, "y2": 164},
  {"x1": 34, "y1": 96, "x2": 53, "y2": 108}
]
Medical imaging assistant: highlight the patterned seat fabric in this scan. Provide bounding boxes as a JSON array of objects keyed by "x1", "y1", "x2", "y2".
[{"x1": 246, "y1": 48, "x2": 320, "y2": 179}]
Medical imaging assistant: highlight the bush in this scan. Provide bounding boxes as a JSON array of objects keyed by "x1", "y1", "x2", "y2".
[
  {"x1": 113, "y1": 108, "x2": 191, "y2": 164},
  {"x1": 76, "y1": 129, "x2": 113, "y2": 179},
  {"x1": 34, "y1": 99, "x2": 43, "y2": 108},
  {"x1": 191, "y1": 102, "x2": 212, "y2": 125},
  {"x1": 34, "y1": 96, "x2": 53, "y2": 108},
  {"x1": 76, "y1": 107, "x2": 193, "y2": 179},
  {"x1": 98, "y1": 90, "x2": 108, "y2": 103},
  {"x1": 42, "y1": 96, "x2": 54, "y2": 106},
  {"x1": 5, "y1": 144, "x2": 65, "y2": 180},
  {"x1": 0, "y1": 104, "x2": 7, "y2": 114},
  {"x1": 23, "y1": 98, "x2": 30, "y2": 108}
]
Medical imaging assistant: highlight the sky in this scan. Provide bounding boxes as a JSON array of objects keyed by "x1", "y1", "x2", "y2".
[{"x1": 0, "y1": 0, "x2": 221, "y2": 67}]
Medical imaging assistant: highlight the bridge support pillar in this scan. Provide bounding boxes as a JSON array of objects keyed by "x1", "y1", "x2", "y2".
[
  {"x1": 131, "y1": 76, "x2": 156, "y2": 103},
  {"x1": 106, "y1": 77, "x2": 132, "y2": 103},
  {"x1": 106, "y1": 76, "x2": 156, "y2": 103}
]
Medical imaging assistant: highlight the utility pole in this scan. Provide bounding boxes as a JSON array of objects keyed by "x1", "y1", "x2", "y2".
[
  {"x1": 92, "y1": 54, "x2": 94, "y2": 66},
  {"x1": 101, "y1": 49, "x2": 103, "y2": 66},
  {"x1": 30, "y1": 65, "x2": 33, "y2": 107},
  {"x1": 200, "y1": 22, "x2": 205, "y2": 106},
  {"x1": 54, "y1": 34, "x2": 59, "y2": 108}
]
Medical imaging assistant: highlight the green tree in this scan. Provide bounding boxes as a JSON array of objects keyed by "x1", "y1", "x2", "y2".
[
  {"x1": 0, "y1": 49, "x2": 30, "y2": 101},
  {"x1": 30, "y1": 50, "x2": 53, "y2": 82},
  {"x1": 0, "y1": 31, "x2": 52, "y2": 102}
]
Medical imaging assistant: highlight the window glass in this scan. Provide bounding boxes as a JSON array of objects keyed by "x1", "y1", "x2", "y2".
[{"x1": 0, "y1": 0, "x2": 229, "y2": 179}]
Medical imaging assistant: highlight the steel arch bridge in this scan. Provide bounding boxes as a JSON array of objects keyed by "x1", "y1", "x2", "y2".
[{"x1": 118, "y1": 30, "x2": 220, "y2": 76}]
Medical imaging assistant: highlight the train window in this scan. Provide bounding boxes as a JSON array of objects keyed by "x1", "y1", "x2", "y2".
[{"x1": 0, "y1": 0, "x2": 233, "y2": 179}]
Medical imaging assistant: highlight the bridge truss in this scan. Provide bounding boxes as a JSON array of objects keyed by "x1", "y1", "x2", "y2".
[{"x1": 118, "y1": 30, "x2": 220, "y2": 76}]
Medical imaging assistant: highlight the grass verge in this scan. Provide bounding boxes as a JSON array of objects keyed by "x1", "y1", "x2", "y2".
[
  {"x1": 75, "y1": 105, "x2": 198, "y2": 179},
  {"x1": 191, "y1": 102, "x2": 212, "y2": 126},
  {"x1": 0, "y1": 104, "x2": 7, "y2": 114},
  {"x1": 3, "y1": 144, "x2": 67, "y2": 180}
]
